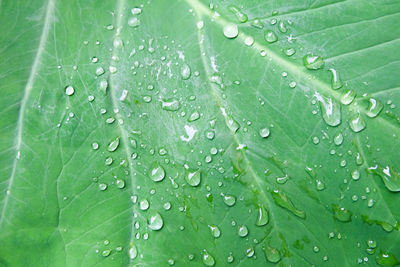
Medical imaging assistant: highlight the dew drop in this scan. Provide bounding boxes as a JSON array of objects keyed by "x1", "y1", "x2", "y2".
[
  {"x1": 334, "y1": 132, "x2": 343, "y2": 145},
  {"x1": 202, "y1": 250, "x2": 215, "y2": 266},
  {"x1": 107, "y1": 137, "x2": 120, "y2": 152},
  {"x1": 349, "y1": 113, "x2": 366, "y2": 133},
  {"x1": 303, "y1": 54, "x2": 324, "y2": 70},
  {"x1": 368, "y1": 165, "x2": 400, "y2": 192},
  {"x1": 340, "y1": 90, "x2": 356, "y2": 105},
  {"x1": 259, "y1": 127, "x2": 270, "y2": 138},
  {"x1": 161, "y1": 98, "x2": 180, "y2": 111},
  {"x1": 128, "y1": 17, "x2": 141, "y2": 27},
  {"x1": 116, "y1": 179, "x2": 125, "y2": 189},
  {"x1": 332, "y1": 205, "x2": 352, "y2": 222},
  {"x1": 223, "y1": 194, "x2": 236, "y2": 206},
  {"x1": 223, "y1": 24, "x2": 239, "y2": 39},
  {"x1": 208, "y1": 225, "x2": 221, "y2": 238},
  {"x1": 264, "y1": 30, "x2": 278, "y2": 43},
  {"x1": 65, "y1": 86, "x2": 74, "y2": 96},
  {"x1": 180, "y1": 63, "x2": 191, "y2": 80},
  {"x1": 149, "y1": 163, "x2": 165, "y2": 182},
  {"x1": 228, "y1": 5, "x2": 248, "y2": 23},
  {"x1": 264, "y1": 246, "x2": 281, "y2": 263},
  {"x1": 315, "y1": 93, "x2": 341, "y2": 126},
  {"x1": 148, "y1": 212, "x2": 163, "y2": 230},
  {"x1": 129, "y1": 245, "x2": 137, "y2": 259},
  {"x1": 351, "y1": 169, "x2": 360, "y2": 180},
  {"x1": 99, "y1": 183, "x2": 107, "y2": 191},
  {"x1": 185, "y1": 169, "x2": 201, "y2": 187},
  {"x1": 238, "y1": 225, "x2": 248, "y2": 237},
  {"x1": 366, "y1": 98, "x2": 383, "y2": 118},
  {"x1": 256, "y1": 205, "x2": 269, "y2": 226},
  {"x1": 140, "y1": 199, "x2": 149, "y2": 210},
  {"x1": 329, "y1": 69, "x2": 343, "y2": 90},
  {"x1": 271, "y1": 190, "x2": 305, "y2": 218}
]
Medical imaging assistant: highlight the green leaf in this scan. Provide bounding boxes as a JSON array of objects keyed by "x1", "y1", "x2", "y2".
[{"x1": 1, "y1": 0, "x2": 400, "y2": 266}]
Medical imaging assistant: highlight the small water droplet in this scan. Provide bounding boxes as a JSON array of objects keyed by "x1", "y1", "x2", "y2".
[
  {"x1": 180, "y1": 63, "x2": 191, "y2": 80},
  {"x1": 315, "y1": 93, "x2": 341, "y2": 126},
  {"x1": 99, "y1": 183, "x2": 107, "y2": 191},
  {"x1": 223, "y1": 194, "x2": 236, "y2": 206},
  {"x1": 65, "y1": 86, "x2": 74, "y2": 96},
  {"x1": 285, "y1": 48, "x2": 296, "y2": 56},
  {"x1": 161, "y1": 98, "x2": 180, "y2": 111},
  {"x1": 116, "y1": 179, "x2": 125, "y2": 189},
  {"x1": 334, "y1": 132, "x2": 343, "y2": 145},
  {"x1": 250, "y1": 18, "x2": 264, "y2": 29},
  {"x1": 140, "y1": 199, "x2": 150, "y2": 210},
  {"x1": 128, "y1": 17, "x2": 140, "y2": 27},
  {"x1": 228, "y1": 5, "x2": 248, "y2": 23},
  {"x1": 332, "y1": 205, "x2": 352, "y2": 222},
  {"x1": 208, "y1": 225, "x2": 221, "y2": 238},
  {"x1": 264, "y1": 246, "x2": 281, "y2": 263},
  {"x1": 188, "y1": 111, "x2": 200, "y2": 122},
  {"x1": 129, "y1": 245, "x2": 137, "y2": 259},
  {"x1": 259, "y1": 127, "x2": 270, "y2": 138},
  {"x1": 271, "y1": 190, "x2": 305, "y2": 218},
  {"x1": 368, "y1": 165, "x2": 400, "y2": 192},
  {"x1": 238, "y1": 225, "x2": 248, "y2": 237},
  {"x1": 351, "y1": 169, "x2": 360, "y2": 180},
  {"x1": 202, "y1": 250, "x2": 215, "y2": 266}
]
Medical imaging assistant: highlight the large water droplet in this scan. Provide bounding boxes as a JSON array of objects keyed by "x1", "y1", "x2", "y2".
[
  {"x1": 107, "y1": 137, "x2": 120, "y2": 152},
  {"x1": 376, "y1": 251, "x2": 399, "y2": 267},
  {"x1": 223, "y1": 24, "x2": 238, "y2": 39},
  {"x1": 366, "y1": 98, "x2": 383, "y2": 118},
  {"x1": 129, "y1": 244, "x2": 137, "y2": 259},
  {"x1": 140, "y1": 199, "x2": 150, "y2": 210},
  {"x1": 185, "y1": 169, "x2": 201, "y2": 186},
  {"x1": 264, "y1": 30, "x2": 278, "y2": 43},
  {"x1": 259, "y1": 127, "x2": 270, "y2": 138},
  {"x1": 303, "y1": 54, "x2": 324, "y2": 70},
  {"x1": 149, "y1": 163, "x2": 165, "y2": 182},
  {"x1": 329, "y1": 69, "x2": 343, "y2": 90},
  {"x1": 271, "y1": 190, "x2": 305, "y2": 218},
  {"x1": 148, "y1": 212, "x2": 163, "y2": 230},
  {"x1": 315, "y1": 93, "x2": 341, "y2": 126},
  {"x1": 334, "y1": 132, "x2": 343, "y2": 145},
  {"x1": 349, "y1": 113, "x2": 366, "y2": 133},
  {"x1": 368, "y1": 165, "x2": 400, "y2": 192},
  {"x1": 256, "y1": 205, "x2": 269, "y2": 226}
]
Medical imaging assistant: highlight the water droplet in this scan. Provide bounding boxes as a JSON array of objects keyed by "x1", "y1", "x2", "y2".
[
  {"x1": 185, "y1": 169, "x2": 201, "y2": 186},
  {"x1": 340, "y1": 90, "x2": 356, "y2": 105},
  {"x1": 285, "y1": 48, "x2": 296, "y2": 56},
  {"x1": 264, "y1": 246, "x2": 281, "y2": 263},
  {"x1": 128, "y1": 17, "x2": 140, "y2": 27},
  {"x1": 316, "y1": 180, "x2": 325, "y2": 191},
  {"x1": 149, "y1": 163, "x2": 165, "y2": 182},
  {"x1": 278, "y1": 21, "x2": 287, "y2": 33},
  {"x1": 244, "y1": 36, "x2": 254, "y2": 46},
  {"x1": 202, "y1": 250, "x2": 215, "y2": 266},
  {"x1": 95, "y1": 67, "x2": 105, "y2": 76},
  {"x1": 276, "y1": 174, "x2": 289, "y2": 184},
  {"x1": 105, "y1": 157, "x2": 113, "y2": 165},
  {"x1": 129, "y1": 245, "x2": 137, "y2": 259},
  {"x1": 368, "y1": 165, "x2": 400, "y2": 192},
  {"x1": 65, "y1": 86, "x2": 74, "y2": 96},
  {"x1": 131, "y1": 7, "x2": 141, "y2": 15},
  {"x1": 116, "y1": 179, "x2": 125, "y2": 189},
  {"x1": 148, "y1": 212, "x2": 163, "y2": 230},
  {"x1": 303, "y1": 54, "x2": 324, "y2": 70},
  {"x1": 351, "y1": 169, "x2": 360, "y2": 180},
  {"x1": 223, "y1": 194, "x2": 236, "y2": 206},
  {"x1": 227, "y1": 253, "x2": 234, "y2": 263},
  {"x1": 312, "y1": 136, "x2": 320, "y2": 144},
  {"x1": 140, "y1": 199, "x2": 149, "y2": 210},
  {"x1": 246, "y1": 247, "x2": 255, "y2": 257},
  {"x1": 256, "y1": 205, "x2": 269, "y2": 226},
  {"x1": 250, "y1": 18, "x2": 264, "y2": 29},
  {"x1": 180, "y1": 63, "x2": 191, "y2": 80},
  {"x1": 334, "y1": 132, "x2": 343, "y2": 145},
  {"x1": 238, "y1": 225, "x2": 248, "y2": 237},
  {"x1": 99, "y1": 79, "x2": 108, "y2": 95},
  {"x1": 228, "y1": 5, "x2": 248, "y2": 23},
  {"x1": 161, "y1": 98, "x2": 180, "y2": 111},
  {"x1": 208, "y1": 225, "x2": 221, "y2": 238},
  {"x1": 107, "y1": 137, "x2": 120, "y2": 152},
  {"x1": 329, "y1": 69, "x2": 343, "y2": 90},
  {"x1": 102, "y1": 249, "x2": 111, "y2": 257},
  {"x1": 99, "y1": 183, "x2": 107, "y2": 191},
  {"x1": 349, "y1": 113, "x2": 366, "y2": 133},
  {"x1": 259, "y1": 127, "x2": 270, "y2": 138},
  {"x1": 223, "y1": 24, "x2": 239, "y2": 39},
  {"x1": 188, "y1": 111, "x2": 200, "y2": 122},
  {"x1": 356, "y1": 152, "x2": 363, "y2": 165},
  {"x1": 315, "y1": 93, "x2": 341, "y2": 126},
  {"x1": 367, "y1": 240, "x2": 377, "y2": 248},
  {"x1": 227, "y1": 116, "x2": 240, "y2": 133},
  {"x1": 366, "y1": 98, "x2": 383, "y2": 118},
  {"x1": 376, "y1": 252, "x2": 399, "y2": 267},
  {"x1": 264, "y1": 30, "x2": 278, "y2": 43},
  {"x1": 92, "y1": 142, "x2": 99, "y2": 150},
  {"x1": 332, "y1": 205, "x2": 352, "y2": 222},
  {"x1": 271, "y1": 190, "x2": 305, "y2": 218}
]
